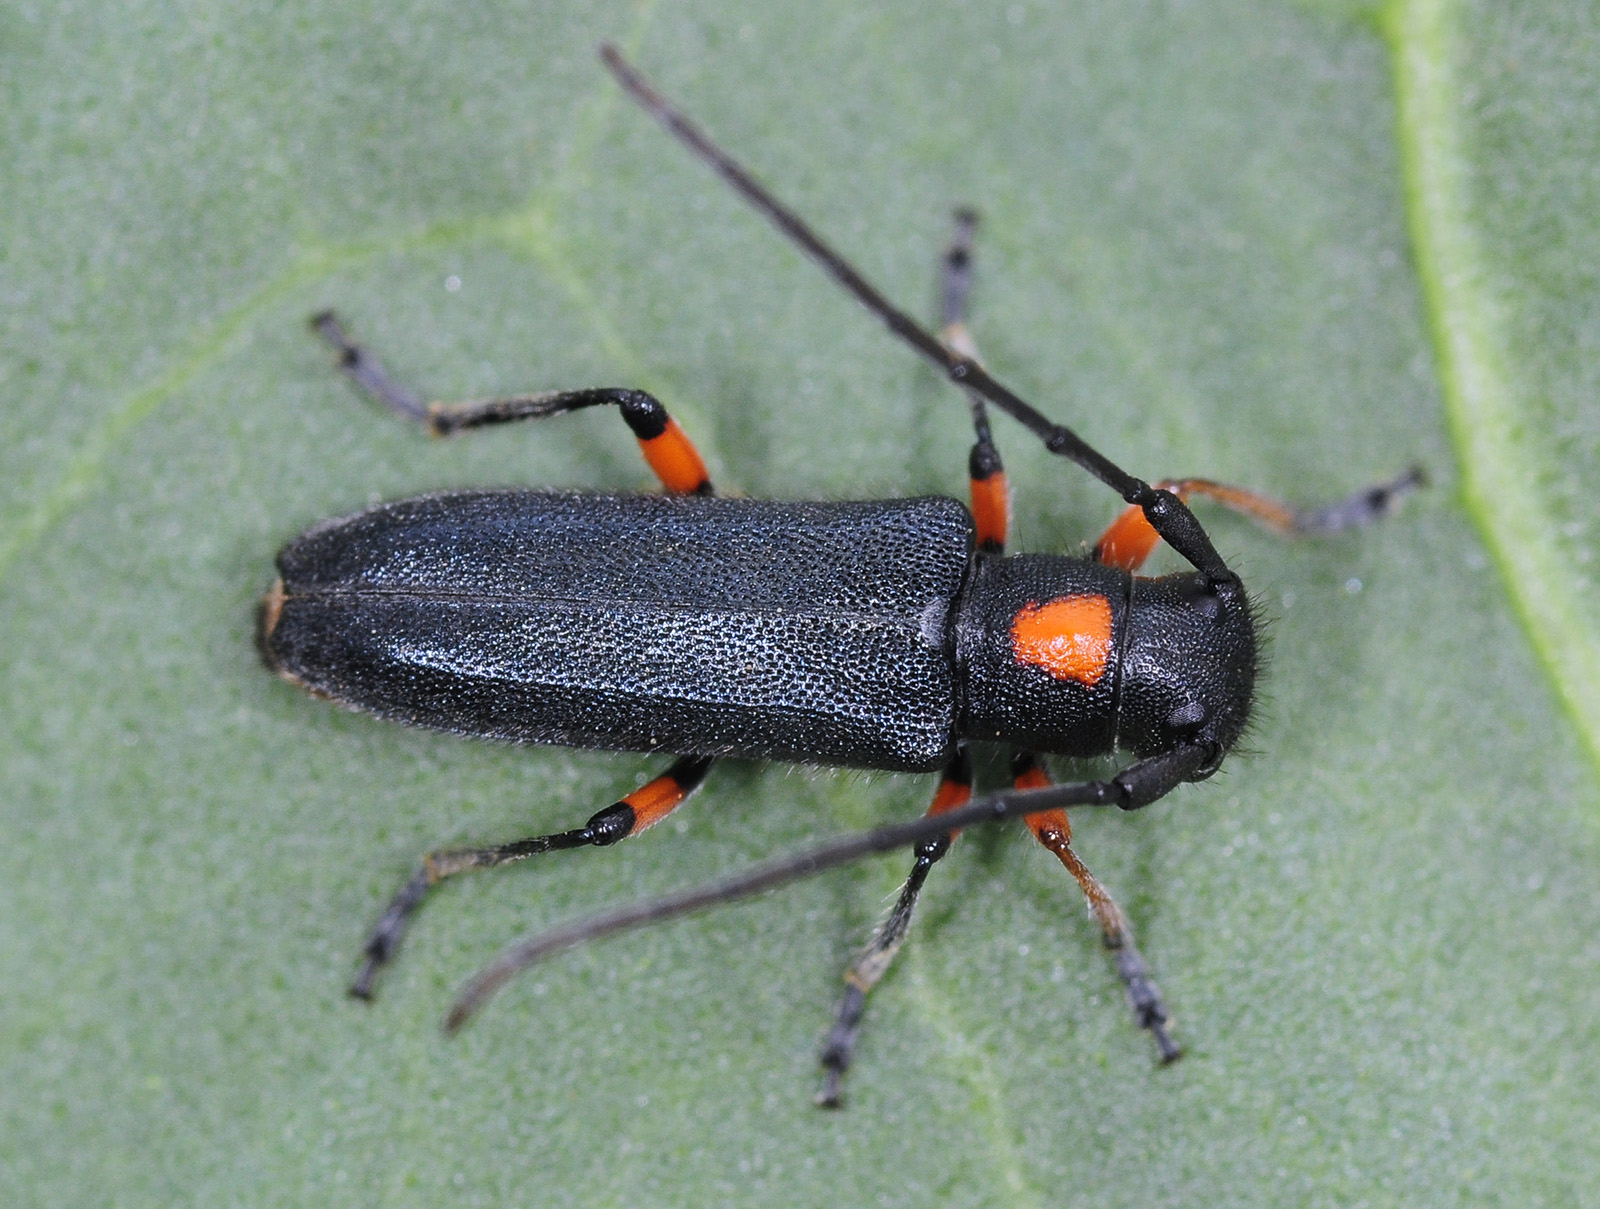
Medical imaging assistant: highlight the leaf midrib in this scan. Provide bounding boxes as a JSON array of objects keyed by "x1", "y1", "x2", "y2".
[{"x1": 1383, "y1": 0, "x2": 1600, "y2": 789}]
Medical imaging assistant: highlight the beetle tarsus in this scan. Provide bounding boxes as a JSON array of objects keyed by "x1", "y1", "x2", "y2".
[
  {"x1": 813, "y1": 837, "x2": 946, "y2": 1108},
  {"x1": 310, "y1": 309, "x2": 431, "y2": 424},
  {"x1": 1113, "y1": 939, "x2": 1182, "y2": 1063},
  {"x1": 349, "y1": 865, "x2": 433, "y2": 1000},
  {"x1": 1288, "y1": 463, "x2": 1427, "y2": 534},
  {"x1": 815, "y1": 982, "x2": 867, "y2": 1109},
  {"x1": 814, "y1": 751, "x2": 968, "y2": 1106}
]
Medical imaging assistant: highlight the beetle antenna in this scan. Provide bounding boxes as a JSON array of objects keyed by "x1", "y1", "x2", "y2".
[{"x1": 445, "y1": 778, "x2": 1131, "y2": 1032}]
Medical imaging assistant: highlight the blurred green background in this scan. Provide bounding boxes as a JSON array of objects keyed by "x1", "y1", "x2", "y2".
[{"x1": 4, "y1": 0, "x2": 1598, "y2": 1205}]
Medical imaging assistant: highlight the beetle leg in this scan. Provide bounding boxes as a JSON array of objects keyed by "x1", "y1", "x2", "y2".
[
  {"x1": 310, "y1": 311, "x2": 713, "y2": 495},
  {"x1": 446, "y1": 744, "x2": 1213, "y2": 1036},
  {"x1": 349, "y1": 755, "x2": 714, "y2": 1000},
  {"x1": 937, "y1": 209, "x2": 1010, "y2": 557},
  {"x1": 1012, "y1": 751, "x2": 1181, "y2": 1063},
  {"x1": 1093, "y1": 469, "x2": 1425, "y2": 572},
  {"x1": 816, "y1": 746, "x2": 972, "y2": 1108}
]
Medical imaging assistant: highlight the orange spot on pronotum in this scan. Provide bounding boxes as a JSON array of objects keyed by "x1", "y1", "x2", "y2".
[
  {"x1": 638, "y1": 418, "x2": 710, "y2": 494},
  {"x1": 1011, "y1": 595, "x2": 1114, "y2": 686}
]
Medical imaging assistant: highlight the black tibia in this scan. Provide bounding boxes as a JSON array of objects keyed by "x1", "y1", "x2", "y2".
[
  {"x1": 817, "y1": 746, "x2": 972, "y2": 1109},
  {"x1": 424, "y1": 387, "x2": 677, "y2": 440},
  {"x1": 1012, "y1": 752, "x2": 1181, "y2": 1064},
  {"x1": 349, "y1": 755, "x2": 713, "y2": 1000},
  {"x1": 600, "y1": 45, "x2": 1230, "y2": 582}
]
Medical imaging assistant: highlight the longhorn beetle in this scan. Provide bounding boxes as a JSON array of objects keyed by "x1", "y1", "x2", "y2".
[{"x1": 259, "y1": 44, "x2": 1421, "y2": 1106}]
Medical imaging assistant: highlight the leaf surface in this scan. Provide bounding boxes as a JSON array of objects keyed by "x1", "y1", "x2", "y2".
[{"x1": 4, "y1": 2, "x2": 1598, "y2": 1205}]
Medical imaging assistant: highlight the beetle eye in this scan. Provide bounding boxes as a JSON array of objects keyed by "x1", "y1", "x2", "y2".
[
  {"x1": 1166, "y1": 700, "x2": 1206, "y2": 731},
  {"x1": 1187, "y1": 591, "x2": 1223, "y2": 622}
]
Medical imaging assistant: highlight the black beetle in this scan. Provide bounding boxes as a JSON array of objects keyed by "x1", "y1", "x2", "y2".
[{"x1": 260, "y1": 44, "x2": 1418, "y2": 1106}]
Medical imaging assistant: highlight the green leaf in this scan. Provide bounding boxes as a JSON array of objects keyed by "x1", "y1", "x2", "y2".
[
  {"x1": 4, "y1": 1, "x2": 1598, "y2": 1205},
  {"x1": 1387, "y1": 0, "x2": 1600, "y2": 771}
]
